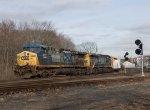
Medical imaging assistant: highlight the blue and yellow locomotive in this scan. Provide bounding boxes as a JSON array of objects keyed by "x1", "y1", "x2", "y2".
[{"x1": 14, "y1": 43, "x2": 120, "y2": 78}]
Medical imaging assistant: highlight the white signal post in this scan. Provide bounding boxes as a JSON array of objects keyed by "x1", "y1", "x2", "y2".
[
  {"x1": 135, "y1": 39, "x2": 145, "y2": 77},
  {"x1": 124, "y1": 61, "x2": 127, "y2": 74},
  {"x1": 124, "y1": 52, "x2": 129, "y2": 74},
  {"x1": 141, "y1": 49, "x2": 145, "y2": 76}
]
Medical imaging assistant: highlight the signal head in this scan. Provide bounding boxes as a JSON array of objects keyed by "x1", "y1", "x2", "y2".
[
  {"x1": 135, "y1": 49, "x2": 142, "y2": 55},
  {"x1": 124, "y1": 52, "x2": 129, "y2": 61},
  {"x1": 125, "y1": 57, "x2": 129, "y2": 61},
  {"x1": 135, "y1": 39, "x2": 141, "y2": 45},
  {"x1": 125, "y1": 52, "x2": 129, "y2": 56}
]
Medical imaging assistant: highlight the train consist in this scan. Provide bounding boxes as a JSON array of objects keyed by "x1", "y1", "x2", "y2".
[{"x1": 14, "y1": 43, "x2": 121, "y2": 78}]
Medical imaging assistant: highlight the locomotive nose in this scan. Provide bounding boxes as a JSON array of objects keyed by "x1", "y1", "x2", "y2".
[{"x1": 16, "y1": 51, "x2": 39, "y2": 66}]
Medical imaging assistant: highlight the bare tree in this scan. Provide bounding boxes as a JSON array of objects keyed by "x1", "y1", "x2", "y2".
[
  {"x1": 77, "y1": 42, "x2": 98, "y2": 53},
  {"x1": 0, "y1": 20, "x2": 75, "y2": 80}
]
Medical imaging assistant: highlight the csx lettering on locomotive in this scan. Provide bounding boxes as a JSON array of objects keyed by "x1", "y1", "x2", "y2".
[{"x1": 21, "y1": 56, "x2": 29, "y2": 60}]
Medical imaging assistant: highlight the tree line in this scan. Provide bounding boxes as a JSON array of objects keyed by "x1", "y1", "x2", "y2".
[{"x1": 0, "y1": 20, "x2": 75, "y2": 80}]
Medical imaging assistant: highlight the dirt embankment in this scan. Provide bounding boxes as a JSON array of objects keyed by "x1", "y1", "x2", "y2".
[{"x1": 0, "y1": 75, "x2": 150, "y2": 110}]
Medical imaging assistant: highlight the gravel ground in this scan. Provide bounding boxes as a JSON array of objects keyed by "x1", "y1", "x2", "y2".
[{"x1": 0, "y1": 80, "x2": 150, "y2": 110}]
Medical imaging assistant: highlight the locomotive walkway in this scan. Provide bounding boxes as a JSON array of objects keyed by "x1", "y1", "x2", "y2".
[{"x1": 0, "y1": 73, "x2": 150, "y2": 95}]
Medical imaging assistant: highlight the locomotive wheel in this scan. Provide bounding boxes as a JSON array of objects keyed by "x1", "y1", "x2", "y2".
[
  {"x1": 41, "y1": 71, "x2": 51, "y2": 78},
  {"x1": 36, "y1": 70, "x2": 54, "y2": 78}
]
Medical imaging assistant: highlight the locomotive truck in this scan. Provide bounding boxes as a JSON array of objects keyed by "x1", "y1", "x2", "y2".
[{"x1": 14, "y1": 43, "x2": 121, "y2": 78}]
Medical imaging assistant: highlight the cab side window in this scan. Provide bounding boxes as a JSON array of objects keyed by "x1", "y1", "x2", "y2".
[{"x1": 41, "y1": 47, "x2": 47, "y2": 54}]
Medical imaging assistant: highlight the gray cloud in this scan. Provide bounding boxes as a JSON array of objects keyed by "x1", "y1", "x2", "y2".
[
  {"x1": 113, "y1": 23, "x2": 150, "y2": 57},
  {"x1": 110, "y1": 34, "x2": 150, "y2": 57},
  {"x1": 58, "y1": 17, "x2": 102, "y2": 31},
  {"x1": 67, "y1": 33, "x2": 96, "y2": 37},
  {"x1": 130, "y1": 25, "x2": 150, "y2": 35},
  {"x1": 0, "y1": 0, "x2": 111, "y2": 21},
  {"x1": 0, "y1": 0, "x2": 149, "y2": 57},
  {"x1": 0, "y1": 12, "x2": 35, "y2": 21},
  {"x1": 119, "y1": 23, "x2": 150, "y2": 35}
]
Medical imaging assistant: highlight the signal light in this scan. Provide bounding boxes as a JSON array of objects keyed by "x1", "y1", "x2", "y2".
[
  {"x1": 135, "y1": 39, "x2": 141, "y2": 45},
  {"x1": 135, "y1": 39, "x2": 143, "y2": 55},
  {"x1": 124, "y1": 52, "x2": 129, "y2": 61},
  {"x1": 135, "y1": 49, "x2": 141, "y2": 55}
]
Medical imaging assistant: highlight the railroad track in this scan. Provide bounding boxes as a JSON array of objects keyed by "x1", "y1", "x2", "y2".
[{"x1": 0, "y1": 75, "x2": 150, "y2": 95}]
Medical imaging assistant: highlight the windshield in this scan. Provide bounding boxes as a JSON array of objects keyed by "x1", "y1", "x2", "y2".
[{"x1": 23, "y1": 47, "x2": 40, "y2": 53}]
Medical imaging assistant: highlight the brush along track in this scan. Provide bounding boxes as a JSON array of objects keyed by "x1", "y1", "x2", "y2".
[{"x1": 0, "y1": 74, "x2": 150, "y2": 95}]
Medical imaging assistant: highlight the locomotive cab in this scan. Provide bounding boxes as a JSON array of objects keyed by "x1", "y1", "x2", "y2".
[{"x1": 17, "y1": 44, "x2": 52, "y2": 66}]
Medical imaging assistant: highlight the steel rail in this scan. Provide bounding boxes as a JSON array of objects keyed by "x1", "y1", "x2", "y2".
[{"x1": 0, "y1": 75, "x2": 149, "y2": 95}]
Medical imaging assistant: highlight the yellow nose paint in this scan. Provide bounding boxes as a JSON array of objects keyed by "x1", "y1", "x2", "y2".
[{"x1": 17, "y1": 51, "x2": 39, "y2": 66}]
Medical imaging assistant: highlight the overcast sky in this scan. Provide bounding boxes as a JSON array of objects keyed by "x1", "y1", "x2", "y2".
[{"x1": 0, "y1": 0, "x2": 150, "y2": 58}]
